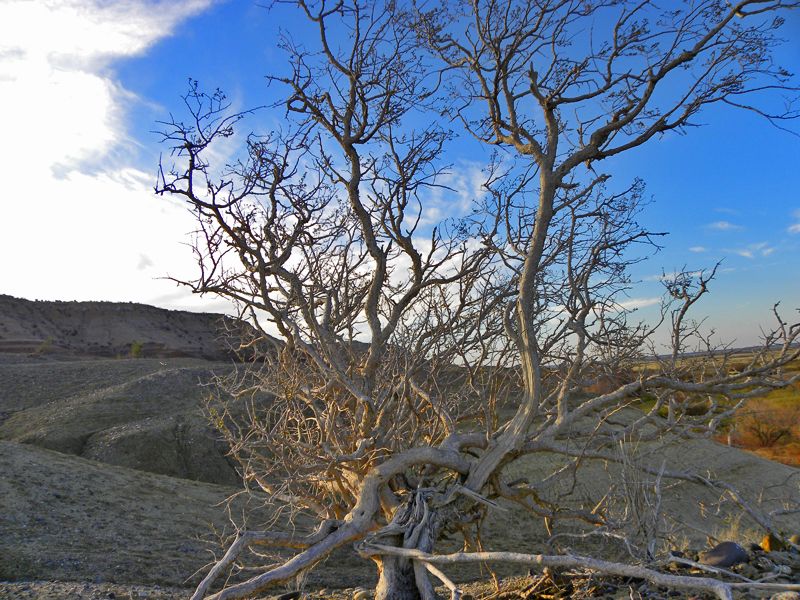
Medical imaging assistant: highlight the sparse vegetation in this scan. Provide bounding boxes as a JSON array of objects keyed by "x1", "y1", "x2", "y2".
[
  {"x1": 739, "y1": 399, "x2": 796, "y2": 448},
  {"x1": 32, "y1": 336, "x2": 54, "y2": 356},
  {"x1": 129, "y1": 340, "x2": 144, "y2": 359},
  {"x1": 719, "y1": 375, "x2": 800, "y2": 466}
]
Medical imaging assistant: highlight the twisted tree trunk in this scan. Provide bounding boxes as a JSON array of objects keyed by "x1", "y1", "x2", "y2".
[
  {"x1": 374, "y1": 551, "x2": 421, "y2": 600},
  {"x1": 371, "y1": 490, "x2": 443, "y2": 600}
]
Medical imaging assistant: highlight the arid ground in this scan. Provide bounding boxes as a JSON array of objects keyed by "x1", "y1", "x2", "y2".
[{"x1": 1, "y1": 296, "x2": 798, "y2": 599}]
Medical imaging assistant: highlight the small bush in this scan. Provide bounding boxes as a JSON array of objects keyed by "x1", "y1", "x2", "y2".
[
  {"x1": 733, "y1": 400, "x2": 798, "y2": 449},
  {"x1": 32, "y1": 336, "x2": 54, "y2": 355},
  {"x1": 129, "y1": 340, "x2": 144, "y2": 359}
]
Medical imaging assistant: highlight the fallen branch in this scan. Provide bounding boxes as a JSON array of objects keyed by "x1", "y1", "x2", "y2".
[
  {"x1": 535, "y1": 438, "x2": 795, "y2": 543},
  {"x1": 361, "y1": 545, "x2": 800, "y2": 600},
  {"x1": 661, "y1": 555, "x2": 753, "y2": 583},
  {"x1": 191, "y1": 520, "x2": 341, "y2": 600},
  {"x1": 421, "y1": 561, "x2": 463, "y2": 600},
  {"x1": 194, "y1": 447, "x2": 471, "y2": 599}
]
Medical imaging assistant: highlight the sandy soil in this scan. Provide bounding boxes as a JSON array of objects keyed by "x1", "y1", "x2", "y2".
[{"x1": 0, "y1": 305, "x2": 798, "y2": 600}]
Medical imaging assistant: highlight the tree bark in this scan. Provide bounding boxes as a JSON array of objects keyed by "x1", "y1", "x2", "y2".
[
  {"x1": 372, "y1": 490, "x2": 442, "y2": 600},
  {"x1": 374, "y1": 551, "x2": 421, "y2": 600}
]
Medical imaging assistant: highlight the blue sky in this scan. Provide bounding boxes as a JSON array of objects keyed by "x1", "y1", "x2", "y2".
[{"x1": 0, "y1": 1, "x2": 798, "y2": 348}]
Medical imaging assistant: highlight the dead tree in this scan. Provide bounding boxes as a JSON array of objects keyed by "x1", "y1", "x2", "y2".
[{"x1": 156, "y1": 1, "x2": 800, "y2": 599}]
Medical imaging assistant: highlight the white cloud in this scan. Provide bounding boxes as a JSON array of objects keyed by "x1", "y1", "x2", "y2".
[
  {"x1": 706, "y1": 220, "x2": 743, "y2": 231},
  {"x1": 419, "y1": 161, "x2": 487, "y2": 227},
  {"x1": 0, "y1": 1, "x2": 212, "y2": 170},
  {"x1": 688, "y1": 246, "x2": 707, "y2": 253},
  {"x1": 2, "y1": 168, "x2": 200, "y2": 300},
  {"x1": 0, "y1": 0, "x2": 225, "y2": 311},
  {"x1": 618, "y1": 297, "x2": 661, "y2": 311},
  {"x1": 0, "y1": 1, "x2": 212, "y2": 66}
]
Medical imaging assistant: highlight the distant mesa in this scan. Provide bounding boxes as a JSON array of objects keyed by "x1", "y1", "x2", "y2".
[{"x1": 0, "y1": 294, "x2": 263, "y2": 361}]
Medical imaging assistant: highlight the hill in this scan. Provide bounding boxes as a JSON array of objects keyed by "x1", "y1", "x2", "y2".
[
  {"x1": 0, "y1": 294, "x2": 246, "y2": 360},
  {"x1": 0, "y1": 440, "x2": 366, "y2": 593},
  {"x1": 0, "y1": 357, "x2": 242, "y2": 485}
]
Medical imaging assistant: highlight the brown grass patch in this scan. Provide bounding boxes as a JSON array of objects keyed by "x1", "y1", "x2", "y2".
[{"x1": 717, "y1": 378, "x2": 800, "y2": 467}]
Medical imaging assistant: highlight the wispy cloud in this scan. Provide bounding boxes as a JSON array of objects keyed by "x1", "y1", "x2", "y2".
[
  {"x1": 714, "y1": 207, "x2": 740, "y2": 216},
  {"x1": 706, "y1": 220, "x2": 743, "y2": 231},
  {"x1": 618, "y1": 297, "x2": 661, "y2": 311},
  {"x1": 419, "y1": 161, "x2": 488, "y2": 227},
  {"x1": 728, "y1": 242, "x2": 775, "y2": 259},
  {"x1": 644, "y1": 270, "x2": 702, "y2": 282},
  {"x1": 688, "y1": 246, "x2": 707, "y2": 253},
  {"x1": 0, "y1": 1, "x2": 213, "y2": 172}
]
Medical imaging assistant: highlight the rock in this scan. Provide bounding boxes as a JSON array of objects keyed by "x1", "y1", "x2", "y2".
[
  {"x1": 769, "y1": 593, "x2": 800, "y2": 600},
  {"x1": 699, "y1": 541, "x2": 749, "y2": 568},
  {"x1": 275, "y1": 592, "x2": 302, "y2": 600}
]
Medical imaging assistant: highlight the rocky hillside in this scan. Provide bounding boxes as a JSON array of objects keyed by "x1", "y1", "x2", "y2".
[
  {"x1": 0, "y1": 294, "x2": 247, "y2": 360},
  {"x1": 0, "y1": 357, "x2": 243, "y2": 486},
  {"x1": 0, "y1": 440, "x2": 365, "y2": 591}
]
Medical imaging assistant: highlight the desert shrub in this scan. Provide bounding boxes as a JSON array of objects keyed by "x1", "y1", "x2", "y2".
[
  {"x1": 584, "y1": 367, "x2": 638, "y2": 396},
  {"x1": 752, "y1": 442, "x2": 800, "y2": 467},
  {"x1": 32, "y1": 336, "x2": 54, "y2": 355},
  {"x1": 129, "y1": 340, "x2": 144, "y2": 359},
  {"x1": 734, "y1": 399, "x2": 799, "y2": 449}
]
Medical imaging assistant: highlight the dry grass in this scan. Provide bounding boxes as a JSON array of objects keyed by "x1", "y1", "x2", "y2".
[
  {"x1": 627, "y1": 354, "x2": 800, "y2": 468},
  {"x1": 720, "y1": 373, "x2": 800, "y2": 467}
]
